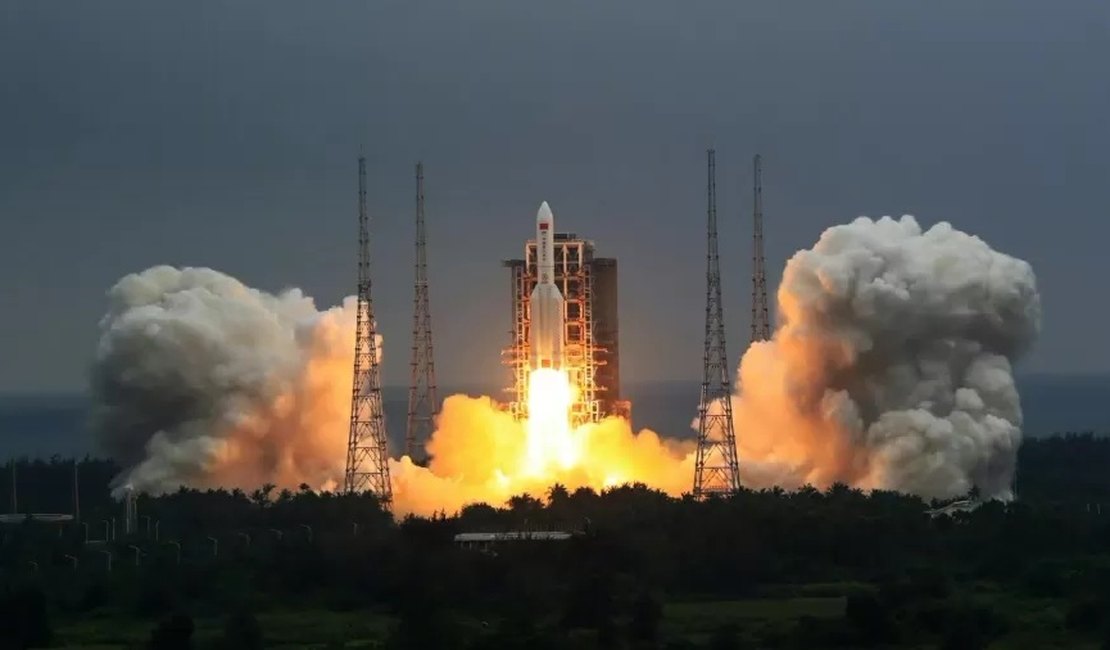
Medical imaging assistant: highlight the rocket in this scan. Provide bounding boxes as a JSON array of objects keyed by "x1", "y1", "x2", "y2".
[{"x1": 530, "y1": 201, "x2": 564, "y2": 370}]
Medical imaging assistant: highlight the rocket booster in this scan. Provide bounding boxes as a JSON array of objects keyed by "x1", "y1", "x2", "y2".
[{"x1": 530, "y1": 201, "x2": 564, "y2": 371}]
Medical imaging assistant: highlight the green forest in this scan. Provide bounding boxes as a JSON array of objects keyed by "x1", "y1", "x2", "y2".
[{"x1": 3, "y1": 433, "x2": 1110, "y2": 649}]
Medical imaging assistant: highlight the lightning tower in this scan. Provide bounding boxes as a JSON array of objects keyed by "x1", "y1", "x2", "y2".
[
  {"x1": 406, "y1": 162, "x2": 438, "y2": 463},
  {"x1": 693, "y1": 149, "x2": 741, "y2": 498},
  {"x1": 751, "y1": 154, "x2": 771, "y2": 342},
  {"x1": 344, "y1": 155, "x2": 393, "y2": 506}
]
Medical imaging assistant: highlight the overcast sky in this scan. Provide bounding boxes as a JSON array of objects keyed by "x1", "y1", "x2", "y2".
[{"x1": 2, "y1": 1, "x2": 1107, "y2": 393}]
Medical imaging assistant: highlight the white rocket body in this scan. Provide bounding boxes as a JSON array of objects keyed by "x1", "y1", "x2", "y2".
[{"x1": 529, "y1": 201, "x2": 564, "y2": 371}]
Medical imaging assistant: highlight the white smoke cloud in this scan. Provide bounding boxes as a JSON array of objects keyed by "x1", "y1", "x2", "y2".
[
  {"x1": 90, "y1": 266, "x2": 364, "y2": 495},
  {"x1": 93, "y1": 214, "x2": 1039, "y2": 507},
  {"x1": 732, "y1": 216, "x2": 1040, "y2": 500},
  {"x1": 88, "y1": 266, "x2": 690, "y2": 513}
]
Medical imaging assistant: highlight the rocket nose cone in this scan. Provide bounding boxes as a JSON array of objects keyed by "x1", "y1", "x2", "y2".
[{"x1": 537, "y1": 201, "x2": 553, "y2": 223}]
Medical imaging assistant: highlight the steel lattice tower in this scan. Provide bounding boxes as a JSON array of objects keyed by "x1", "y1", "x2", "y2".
[
  {"x1": 406, "y1": 162, "x2": 438, "y2": 463},
  {"x1": 693, "y1": 149, "x2": 741, "y2": 498},
  {"x1": 344, "y1": 156, "x2": 393, "y2": 506},
  {"x1": 751, "y1": 154, "x2": 771, "y2": 343}
]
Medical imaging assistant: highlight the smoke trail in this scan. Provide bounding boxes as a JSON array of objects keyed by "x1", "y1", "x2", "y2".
[
  {"x1": 731, "y1": 216, "x2": 1040, "y2": 500},
  {"x1": 91, "y1": 266, "x2": 358, "y2": 495}
]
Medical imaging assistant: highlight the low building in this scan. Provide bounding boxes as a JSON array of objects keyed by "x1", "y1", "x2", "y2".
[{"x1": 454, "y1": 530, "x2": 576, "y2": 550}]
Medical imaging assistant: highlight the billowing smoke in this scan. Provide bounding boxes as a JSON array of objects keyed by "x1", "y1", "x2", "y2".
[
  {"x1": 731, "y1": 216, "x2": 1040, "y2": 500},
  {"x1": 91, "y1": 266, "x2": 690, "y2": 511},
  {"x1": 91, "y1": 266, "x2": 358, "y2": 495},
  {"x1": 92, "y1": 214, "x2": 1039, "y2": 511}
]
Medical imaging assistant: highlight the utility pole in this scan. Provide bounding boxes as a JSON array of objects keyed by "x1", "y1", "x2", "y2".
[
  {"x1": 124, "y1": 487, "x2": 137, "y2": 536},
  {"x1": 73, "y1": 459, "x2": 80, "y2": 522},
  {"x1": 693, "y1": 149, "x2": 741, "y2": 498},
  {"x1": 406, "y1": 161, "x2": 439, "y2": 463},
  {"x1": 9, "y1": 460, "x2": 15, "y2": 514},
  {"x1": 751, "y1": 154, "x2": 771, "y2": 343},
  {"x1": 343, "y1": 155, "x2": 393, "y2": 507}
]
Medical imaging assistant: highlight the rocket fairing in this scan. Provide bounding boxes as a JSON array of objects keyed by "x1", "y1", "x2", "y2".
[{"x1": 530, "y1": 201, "x2": 565, "y2": 371}]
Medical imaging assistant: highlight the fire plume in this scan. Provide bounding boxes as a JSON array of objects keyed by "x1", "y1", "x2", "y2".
[
  {"x1": 523, "y1": 369, "x2": 579, "y2": 475},
  {"x1": 391, "y1": 369, "x2": 694, "y2": 516}
]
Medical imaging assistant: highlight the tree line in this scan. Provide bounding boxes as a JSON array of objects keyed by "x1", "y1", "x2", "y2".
[{"x1": 2, "y1": 433, "x2": 1110, "y2": 648}]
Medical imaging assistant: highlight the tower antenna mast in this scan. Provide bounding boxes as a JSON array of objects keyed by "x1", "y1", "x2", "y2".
[
  {"x1": 751, "y1": 154, "x2": 771, "y2": 342},
  {"x1": 693, "y1": 149, "x2": 741, "y2": 498},
  {"x1": 406, "y1": 162, "x2": 439, "y2": 463},
  {"x1": 344, "y1": 155, "x2": 393, "y2": 506}
]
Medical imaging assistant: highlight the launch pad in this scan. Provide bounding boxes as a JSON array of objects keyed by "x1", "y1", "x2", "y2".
[{"x1": 502, "y1": 205, "x2": 626, "y2": 428}]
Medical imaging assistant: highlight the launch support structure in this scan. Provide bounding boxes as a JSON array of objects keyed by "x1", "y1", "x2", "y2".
[{"x1": 503, "y1": 203, "x2": 626, "y2": 427}]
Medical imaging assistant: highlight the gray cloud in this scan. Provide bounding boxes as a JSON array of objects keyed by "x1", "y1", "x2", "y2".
[{"x1": 1, "y1": 1, "x2": 1106, "y2": 393}]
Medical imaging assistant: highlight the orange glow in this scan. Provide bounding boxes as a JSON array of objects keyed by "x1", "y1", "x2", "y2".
[
  {"x1": 523, "y1": 368, "x2": 578, "y2": 475},
  {"x1": 389, "y1": 369, "x2": 695, "y2": 516}
]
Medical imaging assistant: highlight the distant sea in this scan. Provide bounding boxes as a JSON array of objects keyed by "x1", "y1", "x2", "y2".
[{"x1": 1, "y1": 375, "x2": 1109, "y2": 459}]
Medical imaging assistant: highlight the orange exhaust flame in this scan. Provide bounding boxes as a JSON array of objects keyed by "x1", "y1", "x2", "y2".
[
  {"x1": 523, "y1": 368, "x2": 578, "y2": 475},
  {"x1": 390, "y1": 370, "x2": 694, "y2": 516}
]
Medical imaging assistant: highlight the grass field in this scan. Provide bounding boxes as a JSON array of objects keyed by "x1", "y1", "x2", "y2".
[
  {"x1": 665, "y1": 597, "x2": 845, "y2": 623},
  {"x1": 49, "y1": 596, "x2": 848, "y2": 648},
  {"x1": 53, "y1": 607, "x2": 393, "y2": 649},
  {"x1": 661, "y1": 596, "x2": 845, "y2": 646},
  {"x1": 46, "y1": 591, "x2": 1101, "y2": 649}
]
